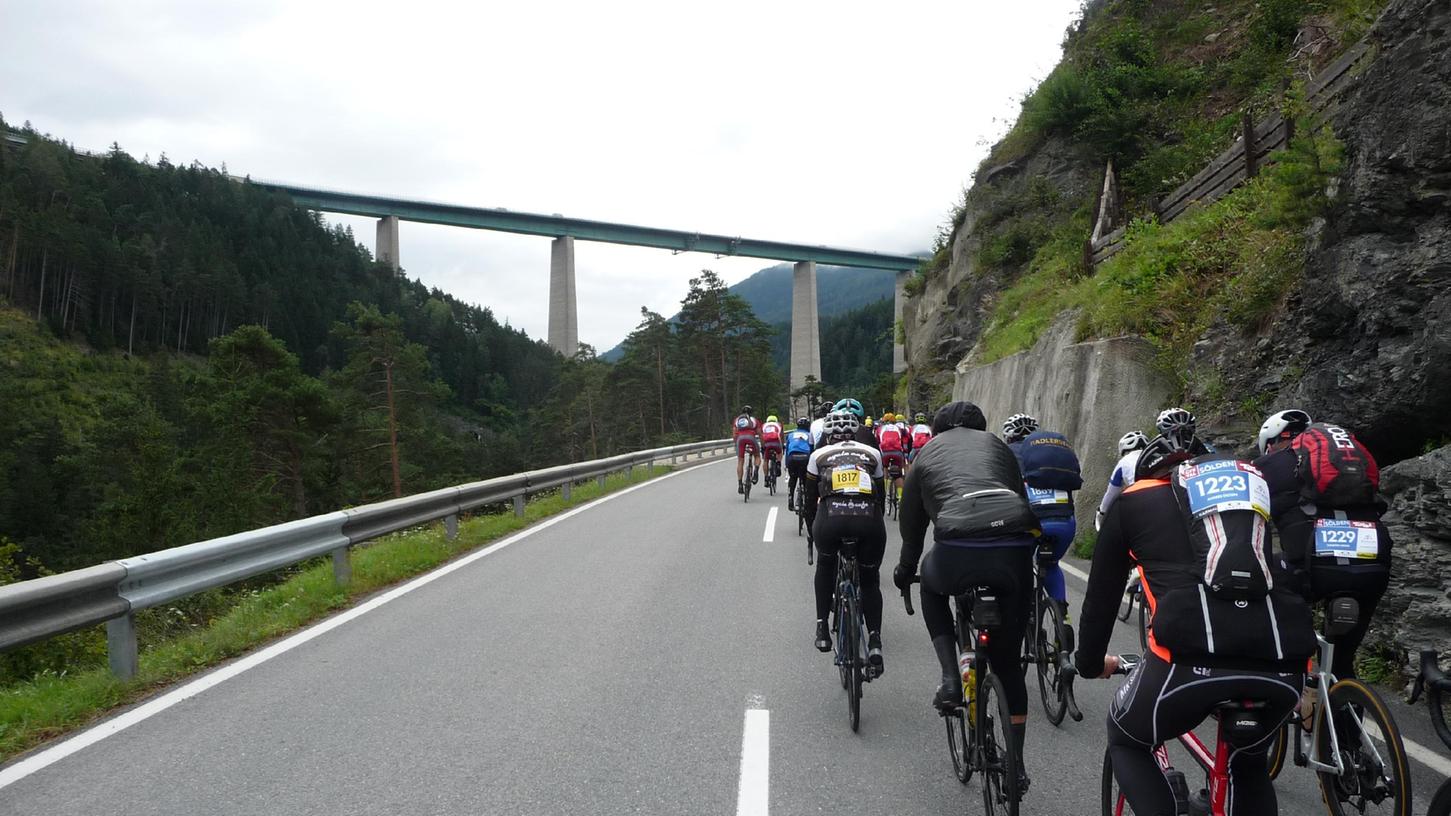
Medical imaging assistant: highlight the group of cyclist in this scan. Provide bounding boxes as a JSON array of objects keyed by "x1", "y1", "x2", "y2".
[{"x1": 731, "y1": 397, "x2": 1396, "y2": 814}]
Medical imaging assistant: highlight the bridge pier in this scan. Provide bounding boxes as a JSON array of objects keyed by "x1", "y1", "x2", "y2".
[
  {"x1": 893, "y1": 269, "x2": 908, "y2": 375},
  {"x1": 376, "y1": 215, "x2": 400, "y2": 272},
  {"x1": 549, "y1": 236, "x2": 579, "y2": 357},
  {"x1": 790, "y1": 261, "x2": 822, "y2": 393}
]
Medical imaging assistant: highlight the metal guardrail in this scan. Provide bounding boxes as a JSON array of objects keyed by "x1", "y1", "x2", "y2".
[{"x1": 0, "y1": 439, "x2": 731, "y2": 678}]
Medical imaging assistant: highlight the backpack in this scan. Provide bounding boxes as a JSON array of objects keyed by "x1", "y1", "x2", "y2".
[
  {"x1": 734, "y1": 415, "x2": 753, "y2": 431},
  {"x1": 1016, "y1": 431, "x2": 1083, "y2": 491},
  {"x1": 878, "y1": 424, "x2": 902, "y2": 451},
  {"x1": 1171, "y1": 456, "x2": 1274, "y2": 600},
  {"x1": 1290, "y1": 423, "x2": 1380, "y2": 511}
]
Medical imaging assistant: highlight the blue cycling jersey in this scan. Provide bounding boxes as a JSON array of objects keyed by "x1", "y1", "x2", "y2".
[{"x1": 785, "y1": 429, "x2": 813, "y2": 456}]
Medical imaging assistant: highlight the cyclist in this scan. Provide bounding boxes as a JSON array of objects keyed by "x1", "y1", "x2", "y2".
[
  {"x1": 784, "y1": 417, "x2": 814, "y2": 512},
  {"x1": 809, "y1": 400, "x2": 833, "y2": 448},
  {"x1": 733, "y1": 405, "x2": 761, "y2": 494},
  {"x1": 1005, "y1": 413, "x2": 1083, "y2": 634},
  {"x1": 894, "y1": 400, "x2": 1040, "y2": 795},
  {"x1": 1095, "y1": 430, "x2": 1151, "y2": 531},
  {"x1": 908, "y1": 412, "x2": 933, "y2": 464},
  {"x1": 806, "y1": 410, "x2": 887, "y2": 677},
  {"x1": 760, "y1": 414, "x2": 784, "y2": 481},
  {"x1": 1076, "y1": 409, "x2": 1315, "y2": 816},
  {"x1": 1252, "y1": 409, "x2": 1391, "y2": 686},
  {"x1": 877, "y1": 412, "x2": 908, "y2": 499}
]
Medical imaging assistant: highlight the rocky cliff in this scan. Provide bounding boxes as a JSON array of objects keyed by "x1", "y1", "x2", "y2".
[{"x1": 1377, "y1": 445, "x2": 1451, "y2": 665}]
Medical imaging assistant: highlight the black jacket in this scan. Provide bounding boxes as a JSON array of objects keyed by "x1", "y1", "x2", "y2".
[
  {"x1": 898, "y1": 427, "x2": 1040, "y2": 571},
  {"x1": 1075, "y1": 476, "x2": 1315, "y2": 678},
  {"x1": 1253, "y1": 446, "x2": 1391, "y2": 568}
]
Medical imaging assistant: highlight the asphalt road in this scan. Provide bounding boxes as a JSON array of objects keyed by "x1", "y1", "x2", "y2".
[{"x1": 0, "y1": 458, "x2": 1446, "y2": 815}]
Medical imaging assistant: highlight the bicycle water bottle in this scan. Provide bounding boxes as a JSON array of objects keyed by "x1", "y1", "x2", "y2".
[{"x1": 960, "y1": 651, "x2": 976, "y2": 724}]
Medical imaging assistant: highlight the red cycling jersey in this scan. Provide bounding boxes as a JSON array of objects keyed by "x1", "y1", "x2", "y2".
[
  {"x1": 760, "y1": 421, "x2": 783, "y2": 444},
  {"x1": 878, "y1": 423, "x2": 904, "y2": 452}
]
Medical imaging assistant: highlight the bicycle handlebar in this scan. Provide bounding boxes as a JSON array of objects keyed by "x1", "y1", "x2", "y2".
[
  {"x1": 1409, "y1": 649, "x2": 1449, "y2": 703},
  {"x1": 900, "y1": 575, "x2": 920, "y2": 616}
]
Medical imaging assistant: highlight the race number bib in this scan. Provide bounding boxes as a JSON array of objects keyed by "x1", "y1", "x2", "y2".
[
  {"x1": 1313, "y1": 518, "x2": 1380, "y2": 559},
  {"x1": 1026, "y1": 485, "x2": 1070, "y2": 507},
  {"x1": 831, "y1": 466, "x2": 874, "y2": 495},
  {"x1": 1179, "y1": 460, "x2": 1270, "y2": 520}
]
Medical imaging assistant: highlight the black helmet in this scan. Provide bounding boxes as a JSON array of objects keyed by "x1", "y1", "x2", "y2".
[
  {"x1": 796, "y1": 417, "x2": 810, "y2": 429},
  {"x1": 815, "y1": 400, "x2": 833, "y2": 419},
  {"x1": 931, "y1": 401, "x2": 987, "y2": 435},
  {"x1": 740, "y1": 405, "x2": 754, "y2": 416}
]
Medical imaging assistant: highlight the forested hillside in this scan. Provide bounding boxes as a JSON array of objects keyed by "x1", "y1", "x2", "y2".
[{"x1": 0, "y1": 121, "x2": 784, "y2": 577}]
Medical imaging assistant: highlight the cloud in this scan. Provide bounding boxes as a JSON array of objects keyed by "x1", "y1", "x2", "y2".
[{"x1": 1, "y1": 0, "x2": 1081, "y2": 347}]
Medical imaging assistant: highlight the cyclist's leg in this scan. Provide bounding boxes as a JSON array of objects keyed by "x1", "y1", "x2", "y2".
[
  {"x1": 735, "y1": 439, "x2": 746, "y2": 486},
  {"x1": 854, "y1": 515, "x2": 888, "y2": 634},
  {"x1": 1105, "y1": 654, "x2": 1181, "y2": 816},
  {"x1": 812, "y1": 508, "x2": 842, "y2": 623},
  {"x1": 1039, "y1": 517, "x2": 1076, "y2": 606},
  {"x1": 918, "y1": 546, "x2": 961, "y2": 703}
]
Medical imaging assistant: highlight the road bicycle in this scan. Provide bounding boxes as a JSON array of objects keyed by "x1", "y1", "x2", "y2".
[
  {"x1": 1266, "y1": 595, "x2": 1411, "y2": 816},
  {"x1": 884, "y1": 459, "x2": 903, "y2": 520},
  {"x1": 742, "y1": 454, "x2": 758, "y2": 503},
  {"x1": 902, "y1": 578, "x2": 1021, "y2": 815},
  {"x1": 794, "y1": 479, "x2": 813, "y2": 565},
  {"x1": 1100, "y1": 654, "x2": 1295, "y2": 816},
  {"x1": 829, "y1": 539, "x2": 875, "y2": 732},
  {"x1": 1023, "y1": 540, "x2": 1082, "y2": 726},
  {"x1": 764, "y1": 450, "x2": 779, "y2": 495},
  {"x1": 1116, "y1": 572, "x2": 1149, "y2": 652},
  {"x1": 1409, "y1": 648, "x2": 1451, "y2": 816}
]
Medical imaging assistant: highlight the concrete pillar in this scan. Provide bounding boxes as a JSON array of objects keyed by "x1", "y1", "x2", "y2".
[
  {"x1": 376, "y1": 215, "x2": 400, "y2": 272},
  {"x1": 790, "y1": 261, "x2": 822, "y2": 390},
  {"x1": 894, "y1": 270, "x2": 909, "y2": 375},
  {"x1": 549, "y1": 236, "x2": 578, "y2": 357}
]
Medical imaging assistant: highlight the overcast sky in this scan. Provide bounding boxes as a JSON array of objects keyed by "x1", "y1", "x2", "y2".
[{"x1": 1, "y1": 0, "x2": 1082, "y2": 349}]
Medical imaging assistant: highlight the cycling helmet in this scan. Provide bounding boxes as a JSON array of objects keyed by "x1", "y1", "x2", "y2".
[
  {"x1": 1155, "y1": 407, "x2": 1197, "y2": 449},
  {"x1": 1002, "y1": 413, "x2": 1039, "y2": 443},
  {"x1": 864, "y1": 416, "x2": 874, "y2": 427},
  {"x1": 1117, "y1": 431, "x2": 1150, "y2": 455},
  {"x1": 832, "y1": 398, "x2": 866, "y2": 420},
  {"x1": 824, "y1": 410, "x2": 859, "y2": 441},
  {"x1": 816, "y1": 400, "x2": 834, "y2": 419},
  {"x1": 796, "y1": 417, "x2": 809, "y2": 429},
  {"x1": 931, "y1": 401, "x2": 987, "y2": 434},
  {"x1": 740, "y1": 405, "x2": 754, "y2": 417},
  {"x1": 1257, "y1": 409, "x2": 1312, "y2": 455},
  {"x1": 766, "y1": 415, "x2": 778, "y2": 423},
  {"x1": 915, "y1": 412, "x2": 927, "y2": 423}
]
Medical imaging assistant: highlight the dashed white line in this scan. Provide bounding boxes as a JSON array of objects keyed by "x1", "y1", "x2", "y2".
[
  {"x1": 735, "y1": 705, "x2": 770, "y2": 816},
  {"x1": 762, "y1": 506, "x2": 778, "y2": 542}
]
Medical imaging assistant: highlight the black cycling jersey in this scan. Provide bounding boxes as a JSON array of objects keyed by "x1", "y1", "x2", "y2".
[{"x1": 805, "y1": 440, "x2": 887, "y2": 634}]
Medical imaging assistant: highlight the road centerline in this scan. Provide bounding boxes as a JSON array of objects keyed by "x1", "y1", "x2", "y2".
[
  {"x1": 736, "y1": 705, "x2": 770, "y2": 816},
  {"x1": 763, "y1": 507, "x2": 778, "y2": 542}
]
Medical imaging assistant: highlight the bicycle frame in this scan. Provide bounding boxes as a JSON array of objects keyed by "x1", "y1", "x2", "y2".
[{"x1": 1298, "y1": 632, "x2": 1389, "y2": 778}]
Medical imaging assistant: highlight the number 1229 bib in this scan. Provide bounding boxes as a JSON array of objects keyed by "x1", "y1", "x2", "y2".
[{"x1": 1313, "y1": 518, "x2": 1380, "y2": 559}]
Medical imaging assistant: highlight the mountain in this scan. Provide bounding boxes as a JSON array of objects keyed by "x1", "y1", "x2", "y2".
[{"x1": 601, "y1": 262, "x2": 901, "y2": 360}]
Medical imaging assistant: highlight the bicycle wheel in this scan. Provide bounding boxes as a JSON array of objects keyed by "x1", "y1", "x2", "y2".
[
  {"x1": 845, "y1": 595, "x2": 862, "y2": 732},
  {"x1": 1428, "y1": 778, "x2": 1451, "y2": 816},
  {"x1": 1035, "y1": 595, "x2": 1068, "y2": 725},
  {"x1": 1266, "y1": 721, "x2": 1290, "y2": 781},
  {"x1": 1116, "y1": 585, "x2": 1134, "y2": 622},
  {"x1": 945, "y1": 706, "x2": 972, "y2": 784},
  {"x1": 978, "y1": 672, "x2": 1020, "y2": 816},
  {"x1": 1430, "y1": 678, "x2": 1451, "y2": 749},
  {"x1": 1314, "y1": 677, "x2": 1412, "y2": 816},
  {"x1": 743, "y1": 462, "x2": 753, "y2": 503},
  {"x1": 1101, "y1": 749, "x2": 1134, "y2": 815},
  {"x1": 1136, "y1": 601, "x2": 1149, "y2": 652}
]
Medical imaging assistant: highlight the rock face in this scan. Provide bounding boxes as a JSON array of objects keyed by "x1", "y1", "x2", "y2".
[
  {"x1": 1375, "y1": 445, "x2": 1451, "y2": 663},
  {"x1": 901, "y1": 135, "x2": 1097, "y2": 408},
  {"x1": 952, "y1": 314, "x2": 1176, "y2": 532},
  {"x1": 1189, "y1": 0, "x2": 1451, "y2": 464}
]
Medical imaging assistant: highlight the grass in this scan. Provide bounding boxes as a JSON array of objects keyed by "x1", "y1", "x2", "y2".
[
  {"x1": 1073, "y1": 528, "x2": 1097, "y2": 560},
  {"x1": 0, "y1": 464, "x2": 676, "y2": 762}
]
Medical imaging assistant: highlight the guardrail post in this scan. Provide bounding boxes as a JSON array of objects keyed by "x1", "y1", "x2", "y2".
[
  {"x1": 107, "y1": 614, "x2": 138, "y2": 680},
  {"x1": 333, "y1": 545, "x2": 352, "y2": 585},
  {"x1": 597, "y1": 474, "x2": 607, "y2": 489},
  {"x1": 562, "y1": 481, "x2": 572, "y2": 502},
  {"x1": 647, "y1": 460, "x2": 655, "y2": 477},
  {"x1": 445, "y1": 513, "x2": 459, "y2": 541},
  {"x1": 626, "y1": 464, "x2": 634, "y2": 480},
  {"x1": 513, "y1": 495, "x2": 526, "y2": 517}
]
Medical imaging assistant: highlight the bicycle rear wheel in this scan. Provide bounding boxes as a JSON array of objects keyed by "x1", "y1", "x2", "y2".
[
  {"x1": 1266, "y1": 720, "x2": 1290, "y2": 780},
  {"x1": 978, "y1": 672, "x2": 1020, "y2": 816},
  {"x1": 842, "y1": 593, "x2": 862, "y2": 732},
  {"x1": 1315, "y1": 677, "x2": 1412, "y2": 816},
  {"x1": 1035, "y1": 595, "x2": 1069, "y2": 725},
  {"x1": 1136, "y1": 601, "x2": 1149, "y2": 652},
  {"x1": 1100, "y1": 749, "x2": 1133, "y2": 815},
  {"x1": 1116, "y1": 586, "x2": 1134, "y2": 622},
  {"x1": 1428, "y1": 778, "x2": 1451, "y2": 816}
]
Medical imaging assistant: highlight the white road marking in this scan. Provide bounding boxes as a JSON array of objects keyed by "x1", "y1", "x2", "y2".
[
  {"x1": 0, "y1": 463, "x2": 710, "y2": 791},
  {"x1": 735, "y1": 705, "x2": 770, "y2": 816},
  {"x1": 1062, "y1": 558, "x2": 1451, "y2": 778},
  {"x1": 762, "y1": 506, "x2": 778, "y2": 542}
]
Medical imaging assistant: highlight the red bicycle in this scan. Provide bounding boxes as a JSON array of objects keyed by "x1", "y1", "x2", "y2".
[{"x1": 1099, "y1": 656, "x2": 1284, "y2": 816}]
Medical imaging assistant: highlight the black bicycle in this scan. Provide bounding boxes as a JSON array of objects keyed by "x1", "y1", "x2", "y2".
[
  {"x1": 902, "y1": 578, "x2": 1020, "y2": 815},
  {"x1": 1023, "y1": 540, "x2": 1081, "y2": 726},
  {"x1": 795, "y1": 480, "x2": 814, "y2": 564},
  {"x1": 742, "y1": 454, "x2": 758, "y2": 503},
  {"x1": 764, "y1": 450, "x2": 780, "y2": 495},
  {"x1": 830, "y1": 539, "x2": 874, "y2": 732},
  {"x1": 1116, "y1": 572, "x2": 1149, "y2": 652},
  {"x1": 1409, "y1": 649, "x2": 1451, "y2": 816},
  {"x1": 885, "y1": 460, "x2": 903, "y2": 520}
]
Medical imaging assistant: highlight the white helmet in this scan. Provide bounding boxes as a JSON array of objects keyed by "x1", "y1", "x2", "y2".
[
  {"x1": 1117, "y1": 431, "x2": 1150, "y2": 455},
  {"x1": 1002, "y1": 413, "x2": 1039, "y2": 443},
  {"x1": 1155, "y1": 407, "x2": 1197, "y2": 449},
  {"x1": 824, "y1": 410, "x2": 859, "y2": 441},
  {"x1": 1257, "y1": 409, "x2": 1312, "y2": 455}
]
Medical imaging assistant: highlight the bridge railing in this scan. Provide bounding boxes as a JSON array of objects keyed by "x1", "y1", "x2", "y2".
[{"x1": 0, "y1": 439, "x2": 732, "y2": 679}]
